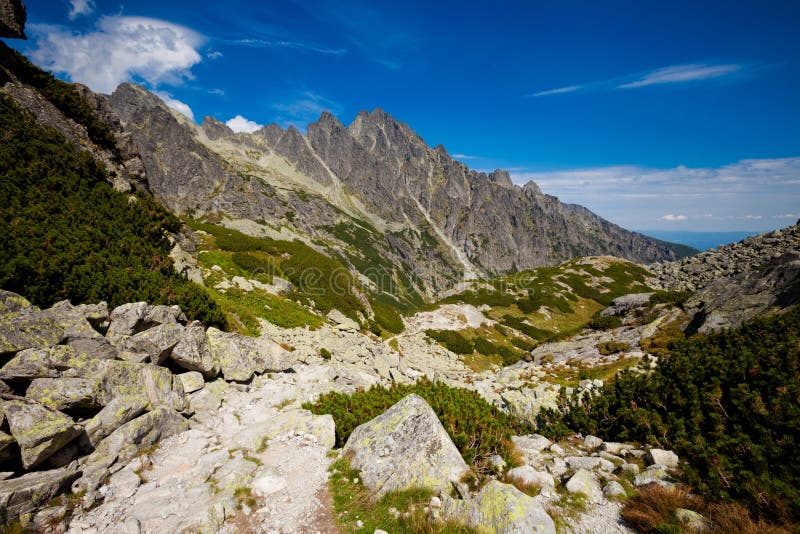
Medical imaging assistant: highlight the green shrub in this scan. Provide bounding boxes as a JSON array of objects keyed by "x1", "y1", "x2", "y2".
[
  {"x1": 537, "y1": 308, "x2": 800, "y2": 523},
  {"x1": 231, "y1": 251, "x2": 264, "y2": 274},
  {"x1": 319, "y1": 347, "x2": 332, "y2": 360},
  {"x1": 501, "y1": 314, "x2": 553, "y2": 341},
  {"x1": 425, "y1": 329, "x2": 474, "y2": 354},
  {"x1": 648, "y1": 290, "x2": 693, "y2": 307},
  {"x1": 510, "y1": 337, "x2": 535, "y2": 351},
  {"x1": 304, "y1": 379, "x2": 533, "y2": 474},
  {"x1": 587, "y1": 315, "x2": 622, "y2": 330},
  {"x1": 371, "y1": 298, "x2": 405, "y2": 335},
  {"x1": 595, "y1": 341, "x2": 630, "y2": 355},
  {"x1": 0, "y1": 94, "x2": 224, "y2": 327}
]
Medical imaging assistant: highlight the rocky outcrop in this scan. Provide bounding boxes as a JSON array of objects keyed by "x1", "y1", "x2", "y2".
[
  {"x1": 440, "y1": 480, "x2": 556, "y2": 533},
  {"x1": 0, "y1": 0, "x2": 25, "y2": 39},
  {"x1": 2, "y1": 401, "x2": 83, "y2": 469},
  {"x1": 342, "y1": 394, "x2": 469, "y2": 495}
]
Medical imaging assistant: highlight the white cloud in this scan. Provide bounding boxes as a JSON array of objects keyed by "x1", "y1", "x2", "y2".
[
  {"x1": 526, "y1": 85, "x2": 582, "y2": 98},
  {"x1": 273, "y1": 90, "x2": 343, "y2": 130},
  {"x1": 228, "y1": 39, "x2": 346, "y2": 56},
  {"x1": 154, "y1": 91, "x2": 194, "y2": 122},
  {"x1": 206, "y1": 51, "x2": 223, "y2": 60},
  {"x1": 659, "y1": 214, "x2": 688, "y2": 221},
  {"x1": 509, "y1": 157, "x2": 800, "y2": 231},
  {"x1": 528, "y1": 62, "x2": 744, "y2": 97},
  {"x1": 68, "y1": 0, "x2": 95, "y2": 19},
  {"x1": 29, "y1": 16, "x2": 205, "y2": 93},
  {"x1": 226, "y1": 115, "x2": 263, "y2": 133},
  {"x1": 453, "y1": 153, "x2": 479, "y2": 160},
  {"x1": 618, "y1": 63, "x2": 742, "y2": 89}
]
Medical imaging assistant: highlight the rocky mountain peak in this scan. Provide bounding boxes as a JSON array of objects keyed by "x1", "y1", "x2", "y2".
[
  {"x1": 0, "y1": 0, "x2": 26, "y2": 39},
  {"x1": 488, "y1": 169, "x2": 514, "y2": 188},
  {"x1": 200, "y1": 116, "x2": 233, "y2": 141}
]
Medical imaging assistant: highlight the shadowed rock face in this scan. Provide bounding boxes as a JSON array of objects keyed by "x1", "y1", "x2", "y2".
[{"x1": 0, "y1": 0, "x2": 26, "y2": 40}]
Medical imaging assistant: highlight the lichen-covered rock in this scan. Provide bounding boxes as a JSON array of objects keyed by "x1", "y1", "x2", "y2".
[
  {"x1": 506, "y1": 465, "x2": 555, "y2": 488},
  {"x1": 326, "y1": 309, "x2": 359, "y2": 331},
  {"x1": 106, "y1": 302, "x2": 183, "y2": 346},
  {"x1": 171, "y1": 321, "x2": 217, "y2": 377},
  {"x1": 187, "y1": 378, "x2": 230, "y2": 414},
  {"x1": 501, "y1": 386, "x2": 559, "y2": 426},
  {"x1": 26, "y1": 377, "x2": 101, "y2": 411},
  {"x1": 0, "y1": 431, "x2": 14, "y2": 463},
  {"x1": 2, "y1": 400, "x2": 83, "y2": 469},
  {"x1": 0, "y1": 292, "x2": 63, "y2": 355},
  {"x1": 79, "y1": 406, "x2": 188, "y2": 491},
  {"x1": 83, "y1": 395, "x2": 148, "y2": 447},
  {"x1": 118, "y1": 322, "x2": 184, "y2": 364},
  {"x1": 565, "y1": 469, "x2": 600, "y2": 499},
  {"x1": 0, "y1": 345, "x2": 90, "y2": 380},
  {"x1": 90, "y1": 359, "x2": 185, "y2": 411},
  {"x1": 205, "y1": 328, "x2": 293, "y2": 382},
  {"x1": 66, "y1": 337, "x2": 118, "y2": 360},
  {"x1": 0, "y1": 466, "x2": 81, "y2": 524},
  {"x1": 40, "y1": 301, "x2": 102, "y2": 341},
  {"x1": 342, "y1": 394, "x2": 468, "y2": 495},
  {"x1": 177, "y1": 371, "x2": 205, "y2": 394},
  {"x1": 440, "y1": 480, "x2": 556, "y2": 534}
]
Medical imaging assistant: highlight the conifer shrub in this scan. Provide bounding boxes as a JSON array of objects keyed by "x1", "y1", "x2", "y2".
[
  {"x1": 304, "y1": 379, "x2": 533, "y2": 475},
  {"x1": 424, "y1": 329, "x2": 474, "y2": 354},
  {"x1": 537, "y1": 307, "x2": 800, "y2": 524},
  {"x1": 648, "y1": 290, "x2": 693, "y2": 307},
  {"x1": 0, "y1": 94, "x2": 224, "y2": 327},
  {"x1": 586, "y1": 314, "x2": 622, "y2": 330}
]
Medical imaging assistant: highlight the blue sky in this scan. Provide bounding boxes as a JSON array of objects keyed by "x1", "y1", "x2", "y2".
[{"x1": 9, "y1": 0, "x2": 800, "y2": 232}]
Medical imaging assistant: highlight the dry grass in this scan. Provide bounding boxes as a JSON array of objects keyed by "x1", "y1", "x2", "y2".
[
  {"x1": 621, "y1": 484, "x2": 793, "y2": 534},
  {"x1": 504, "y1": 474, "x2": 543, "y2": 497}
]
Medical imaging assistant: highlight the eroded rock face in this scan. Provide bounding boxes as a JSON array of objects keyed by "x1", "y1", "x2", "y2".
[
  {"x1": 440, "y1": 480, "x2": 556, "y2": 534},
  {"x1": 342, "y1": 394, "x2": 468, "y2": 495}
]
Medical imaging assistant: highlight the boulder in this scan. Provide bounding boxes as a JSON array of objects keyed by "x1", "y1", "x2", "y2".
[
  {"x1": 646, "y1": 448, "x2": 679, "y2": 469},
  {"x1": 117, "y1": 322, "x2": 184, "y2": 364},
  {"x1": 83, "y1": 395, "x2": 148, "y2": 447},
  {"x1": 90, "y1": 359, "x2": 185, "y2": 411},
  {"x1": 2, "y1": 400, "x2": 83, "y2": 469},
  {"x1": 326, "y1": 309, "x2": 359, "y2": 331},
  {"x1": 73, "y1": 302, "x2": 110, "y2": 330},
  {"x1": 0, "y1": 466, "x2": 82, "y2": 523},
  {"x1": 583, "y1": 435, "x2": 603, "y2": 450},
  {"x1": 106, "y1": 303, "x2": 183, "y2": 345},
  {"x1": 177, "y1": 371, "x2": 205, "y2": 393},
  {"x1": 565, "y1": 469, "x2": 600, "y2": 499},
  {"x1": 440, "y1": 480, "x2": 556, "y2": 534},
  {"x1": 79, "y1": 406, "x2": 188, "y2": 491},
  {"x1": 506, "y1": 465, "x2": 555, "y2": 488},
  {"x1": 342, "y1": 394, "x2": 468, "y2": 495},
  {"x1": 0, "y1": 431, "x2": 14, "y2": 463},
  {"x1": 40, "y1": 301, "x2": 102, "y2": 341},
  {"x1": 0, "y1": 293, "x2": 63, "y2": 355},
  {"x1": 675, "y1": 508, "x2": 706, "y2": 530},
  {"x1": 511, "y1": 434, "x2": 552, "y2": 453},
  {"x1": 66, "y1": 337, "x2": 119, "y2": 360},
  {"x1": 501, "y1": 386, "x2": 559, "y2": 425},
  {"x1": 205, "y1": 328, "x2": 293, "y2": 382},
  {"x1": 603, "y1": 481, "x2": 627, "y2": 498},
  {"x1": 634, "y1": 465, "x2": 674, "y2": 488},
  {"x1": 170, "y1": 321, "x2": 217, "y2": 377},
  {"x1": 0, "y1": 345, "x2": 88, "y2": 380},
  {"x1": 25, "y1": 377, "x2": 101, "y2": 411}
]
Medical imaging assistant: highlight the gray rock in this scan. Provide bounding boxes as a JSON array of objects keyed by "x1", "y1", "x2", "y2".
[
  {"x1": 205, "y1": 328, "x2": 293, "y2": 382},
  {"x1": 79, "y1": 406, "x2": 189, "y2": 491},
  {"x1": 41, "y1": 301, "x2": 103, "y2": 341},
  {"x1": 0, "y1": 431, "x2": 14, "y2": 463},
  {"x1": 170, "y1": 321, "x2": 217, "y2": 377},
  {"x1": 646, "y1": 448, "x2": 679, "y2": 469},
  {"x1": 600, "y1": 441, "x2": 627, "y2": 455},
  {"x1": 565, "y1": 456, "x2": 603, "y2": 471},
  {"x1": 67, "y1": 337, "x2": 119, "y2": 360},
  {"x1": 675, "y1": 508, "x2": 706, "y2": 531},
  {"x1": 634, "y1": 465, "x2": 674, "y2": 488},
  {"x1": 342, "y1": 394, "x2": 468, "y2": 495},
  {"x1": 601, "y1": 293, "x2": 654, "y2": 316},
  {"x1": 105, "y1": 302, "x2": 150, "y2": 345},
  {"x1": 0, "y1": 292, "x2": 63, "y2": 355},
  {"x1": 26, "y1": 377, "x2": 100, "y2": 411},
  {"x1": 326, "y1": 309, "x2": 359, "y2": 331},
  {"x1": 603, "y1": 481, "x2": 627, "y2": 498},
  {"x1": 178, "y1": 371, "x2": 205, "y2": 393},
  {"x1": 440, "y1": 480, "x2": 556, "y2": 534},
  {"x1": 118, "y1": 322, "x2": 184, "y2": 364},
  {"x1": 490, "y1": 454, "x2": 507, "y2": 471},
  {"x1": 621, "y1": 462, "x2": 640, "y2": 475},
  {"x1": 0, "y1": 466, "x2": 81, "y2": 523},
  {"x1": 512, "y1": 434, "x2": 552, "y2": 453},
  {"x1": 565, "y1": 469, "x2": 600, "y2": 499},
  {"x1": 583, "y1": 435, "x2": 603, "y2": 450},
  {"x1": 0, "y1": 0, "x2": 26, "y2": 39},
  {"x1": 2, "y1": 400, "x2": 83, "y2": 468},
  {"x1": 506, "y1": 465, "x2": 555, "y2": 488},
  {"x1": 84, "y1": 395, "x2": 149, "y2": 447}
]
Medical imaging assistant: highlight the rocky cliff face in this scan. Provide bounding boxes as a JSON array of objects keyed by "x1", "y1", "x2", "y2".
[
  {"x1": 0, "y1": 0, "x2": 25, "y2": 40},
  {"x1": 106, "y1": 84, "x2": 683, "y2": 300}
]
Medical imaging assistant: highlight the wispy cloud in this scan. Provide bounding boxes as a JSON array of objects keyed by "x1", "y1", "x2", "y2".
[
  {"x1": 452, "y1": 153, "x2": 479, "y2": 160},
  {"x1": 68, "y1": 0, "x2": 94, "y2": 20},
  {"x1": 273, "y1": 90, "x2": 343, "y2": 130},
  {"x1": 226, "y1": 115, "x2": 263, "y2": 133},
  {"x1": 225, "y1": 38, "x2": 346, "y2": 56},
  {"x1": 510, "y1": 157, "x2": 800, "y2": 230},
  {"x1": 528, "y1": 62, "x2": 746, "y2": 98},
  {"x1": 29, "y1": 16, "x2": 204, "y2": 93},
  {"x1": 618, "y1": 63, "x2": 742, "y2": 89}
]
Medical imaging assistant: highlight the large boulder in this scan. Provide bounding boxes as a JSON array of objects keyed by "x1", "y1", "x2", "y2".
[
  {"x1": 0, "y1": 345, "x2": 89, "y2": 380},
  {"x1": 83, "y1": 395, "x2": 149, "y2": 447},
  {"x1": 170, "y1": 321, "x2": 217, "y2": 377},
  {"x1": 78, "y1": 406, "x2": 188, "y2": 491},
  {"x1": 25, "y1": 377, "x2": 101, "y2": 411},
  {"x1": 440, "y1": 480, "x2": 556, "y2": 534},
  {"x1": 205, "y1": 328, "x2": 293, "y2": 382},
  {"x1": 0, "y1": 292, "x2": 63, "y2": 356},
  {"x1": 646, "y1": 448, "x2": 679, "y2": 469},
  {"x1": 0, "y1": 466, "x2": 82, "y2": 524},
  {"x1": 342, "y1": 394, "x2": 468, "y2": 495},
  {"x1": 40, "y1": 301, "x2": 102, "y2": 341},
  {"x1": 117, "y1": 322, "x2": 184, "y2": 364},
  {"x1": 0, "y1": 0, "x2": 26, "y2": 39},
  {"x1": 105, "y1": 303, "x2": 184, "y2": 346},
  {"x1": 2, "y1": 400, "x2": 83, "y2": 469}
]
